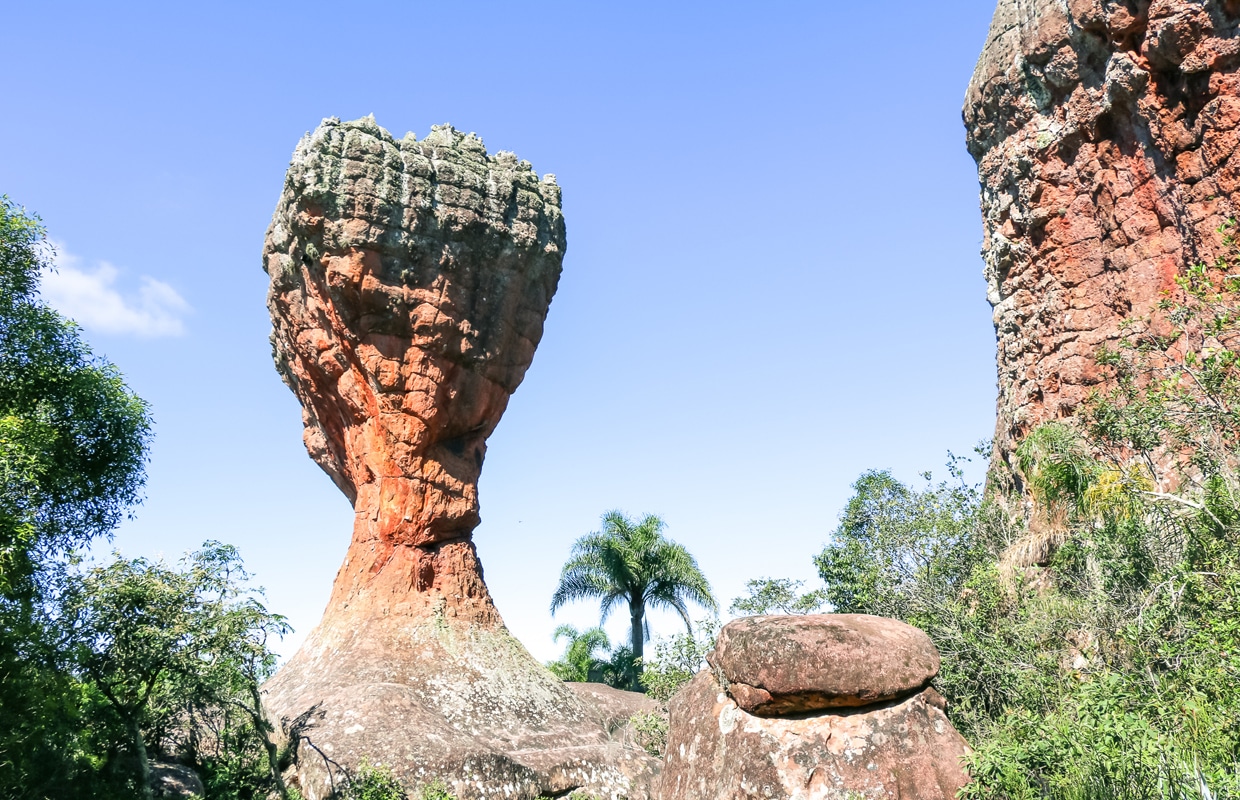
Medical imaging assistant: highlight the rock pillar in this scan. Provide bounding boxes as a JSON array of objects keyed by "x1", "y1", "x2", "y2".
[{"x1": 967, "y1": 0, "x2": 1240, "y2": 482}]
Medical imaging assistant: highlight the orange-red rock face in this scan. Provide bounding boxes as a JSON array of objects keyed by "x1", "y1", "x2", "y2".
[
  {"x1": 263, "y1": 116, "x2": 564, "y2": 628},
  {"x1": 967, "y1": 0, "x2": 1240, "y2": 481}
]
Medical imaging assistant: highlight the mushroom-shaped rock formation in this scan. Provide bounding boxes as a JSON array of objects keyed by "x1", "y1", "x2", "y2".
[
  {"x1": 710, "y1": 614, "x2": 940, "y2": 715},
  {"x1": 261, "y1": 117, "x2": 658, "y2": 799},
  {"x1": 968, "y1": 0, "x2": 1240, "y2": 483},
  {"x1": 661, "y1": 615, "x2": 970, "y2": 800}
]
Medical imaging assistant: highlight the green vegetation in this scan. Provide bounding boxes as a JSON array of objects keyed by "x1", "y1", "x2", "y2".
[
  {"x1": 544, "y1": 624, "x2": 637, "y2": 688},
  {"x1": 65, "y1": 544, "x2": 291, "y2": 800},
  {"x1": 625, "y1": 618, "x2": 718, "y2": 758},
  {"x1": 546, "y1": 624, "x2": 613, "y2": 682},
  {"x1": 550, "y1": 510, "x2": 717, "y2": 690},
  {"x1": 637, "y1": 617, "x2": 718, "y2": 705},
  {"x1": 0, "y1": 200, "x2": 289, "y2": 800},
  {"x1": 729, "y1": 577, "x2": 827, "y2": 616},
  {"x1": 339, "y1": 761, "x2": 409, "y2": 800},
  {"x1": 815, "y1": 228, "x2": 1240, "y2": 798}
]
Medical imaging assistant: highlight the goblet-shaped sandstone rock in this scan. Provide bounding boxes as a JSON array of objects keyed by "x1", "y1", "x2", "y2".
[{"x1": 261, "y1": 116, "x2": 656, "y2": 800}]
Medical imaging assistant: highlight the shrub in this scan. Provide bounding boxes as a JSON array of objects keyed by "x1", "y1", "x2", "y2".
[
  {"x1": 342, "y1": 761, "x2": 408, "y2": 800},
  {"x1": 817, "y1": 224, "x2": 1240, "y2": 797}
]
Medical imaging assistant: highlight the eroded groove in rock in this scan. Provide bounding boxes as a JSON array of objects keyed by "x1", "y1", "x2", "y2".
[
  {"x1": 967, "y1": 0, "x2": 1240, "y2": 483},
  {"x1": 260, "y1": 116, "x2": 657, "y2": 800}
]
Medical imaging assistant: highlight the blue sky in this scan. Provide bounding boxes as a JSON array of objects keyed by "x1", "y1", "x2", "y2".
[{"x1": 2, "y1": 0, "x2": 999, "y2": 662}]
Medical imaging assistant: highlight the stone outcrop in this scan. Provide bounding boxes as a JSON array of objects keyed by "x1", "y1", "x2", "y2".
[
  {"x1": 711, "y1": 614, "x2": 940, "y2": 715},
  {"x1": 660, "y1": 615, "x2": 970, "y2": 800},
  {"x1": 967, "y1": 0, "x2": 1240, "y2": 482},
  {"x1": 260, "y1": 116, "x2": 658, "y2": 799}
]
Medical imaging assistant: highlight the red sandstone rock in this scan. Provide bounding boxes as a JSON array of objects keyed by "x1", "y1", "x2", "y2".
[
  {"x1": 967, "y1": 0, "x2": 1240, "y2": 483},
  {"x1": 660, "y1": 672, "x2": 970, "y2": 800},
  {"x1": 260, "y1": 116, "x2": 657, "y2": 799},
  {"x1": 710, "y1": 614, "x2": 940, "y2": 715}
]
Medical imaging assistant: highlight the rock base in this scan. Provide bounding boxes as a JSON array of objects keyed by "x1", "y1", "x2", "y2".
[
  {"x1": 660, "y1": 671, "x2": 969, "y2": 800},
  {"x1": 265, "y1": 612, "x2": 659, "y2": 800}
]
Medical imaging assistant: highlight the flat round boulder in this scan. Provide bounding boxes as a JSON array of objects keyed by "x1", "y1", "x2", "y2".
[{"x1": 709, "y1": 614, "x2": 940, "y2": 715}]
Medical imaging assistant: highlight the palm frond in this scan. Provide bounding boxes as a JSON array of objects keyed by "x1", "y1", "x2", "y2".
[{"x1": 551, "y1": 511, "x2": 715, "y2": 644}]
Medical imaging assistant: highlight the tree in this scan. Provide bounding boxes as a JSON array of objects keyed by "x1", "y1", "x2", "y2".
[
  {"x1": 550, "y1": 511, "x2": 716, "y2": 691},
  {"x1": 546, "y1": 624, "x2": 612, "y2": 683},
  {"x1": 0, "y1": 197, "x2": 150, "y2": 591},
  {"x1": 814, "y1": 459, "x2": 991, "y2": 619},
  {"x1": 0, "y1": 197, "x2": 152, "y2": 799},
  {"x1": 728, "y1": 578, "x2": 827, "y2": 616},
  {"x1": 62, "y1": 543, "x2": 290, "y2": 800}
]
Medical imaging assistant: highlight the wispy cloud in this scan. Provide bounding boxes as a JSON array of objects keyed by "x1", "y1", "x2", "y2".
[{"x1": 41, "y1": 242, "x2": 190, "y2": 337}]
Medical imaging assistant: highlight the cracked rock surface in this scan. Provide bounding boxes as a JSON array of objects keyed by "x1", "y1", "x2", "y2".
[
  {"x1": 967, "y1": 0, "x2": 1240, "y2": 482},
  {"x1": 261, "y1": 116, "x2": 657, "y2": 799}
]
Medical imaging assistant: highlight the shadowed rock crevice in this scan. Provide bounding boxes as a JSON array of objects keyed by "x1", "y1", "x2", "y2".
[{"x1": 261, "y1": 116, "x2": 657, "y2": 800}]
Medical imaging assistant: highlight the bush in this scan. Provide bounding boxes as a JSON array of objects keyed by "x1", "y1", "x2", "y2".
[
  {"x1": 628, "y1": 710, "x2": 668, "y2": 757},
  {"x1": 638, "y1": 617, "x2": 718, "y2": 704},
  {"x1": 816, "y1": 225, "x2": 1240, "y2": 797},
  {"x1": 342, "y1": 761, "x2": 408, "y2": 800}
]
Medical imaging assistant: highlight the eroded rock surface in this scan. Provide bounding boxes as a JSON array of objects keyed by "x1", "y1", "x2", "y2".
[
  {"x1": 710, "y1": 614, "x2": 940, "y2": 715},
  {"x1": 261, "y1": 116, "x2": 657, "y2": 799},
  {"x1": 967, "y1": 0, "x2": 1240, "y2": 481},
  {"x1": 661, "y1": 615, "x2": 969, "y2": 800}
]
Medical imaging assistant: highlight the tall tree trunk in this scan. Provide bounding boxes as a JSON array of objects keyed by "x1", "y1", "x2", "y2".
[
  {"x1": 129, "y1": 718, "x2": 154, "y2": 800},
  {"x1": 630, "y1": 603, "x2": 644, "y2": 692}
]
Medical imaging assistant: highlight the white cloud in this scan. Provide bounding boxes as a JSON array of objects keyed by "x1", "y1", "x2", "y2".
[{"x1": 41, "y1": 242, "x2": 191, "y2": 337}]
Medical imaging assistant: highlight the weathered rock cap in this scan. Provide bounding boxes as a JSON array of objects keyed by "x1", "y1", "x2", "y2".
[{"x1": 709, "y1": 613, "x2": 941, "y2": 715}]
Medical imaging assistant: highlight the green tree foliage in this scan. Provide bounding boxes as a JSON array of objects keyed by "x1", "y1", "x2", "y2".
[
  {"x1": 637, "y1": 618, "x2": 718, "y2": 705},
  {"x1": 62, "y1": 543, "x2": 291, "y2": 800},
  {"x1": 0, "y1": 200, "x2": 287, "y2": 800},
  {"x1": 0, "y1": 198, "x2": 150, "y2": 588},
  {"x1": 550, "y1": 511, "x2": 717, "y2": 691},
  {"x1": 817, "y1": 223, "x2": 1240, "y2": 797},
  {"x1": 545, "y1": 624, "x2": 612, "y2": 683},
  {"x1": 728, "y1": 577, "x2": 827, "y2": 616},
  {"x1": 0, "y1": 197, "x2": 153, "y2": 799}
]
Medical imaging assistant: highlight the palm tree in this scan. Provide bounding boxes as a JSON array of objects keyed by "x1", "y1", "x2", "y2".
[
  {"x1": 550, "y1": 511, "x2": 717, "y2": 691},
  {"x1": 546, "y1": 625, "x2": 612, "y2": 682}
]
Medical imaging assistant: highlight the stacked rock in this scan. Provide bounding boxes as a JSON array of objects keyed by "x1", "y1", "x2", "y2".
[{"x1": 659, "y1": 614, "x2": 970, "y2": 800}]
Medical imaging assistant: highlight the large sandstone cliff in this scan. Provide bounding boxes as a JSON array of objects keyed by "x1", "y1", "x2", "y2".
[
  {"x1": 261, "y1": 117, "x2": 656, "y2": 799},
  {"x1": 968, "y1": 0, "x2": 1240, "y2": 482}
]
